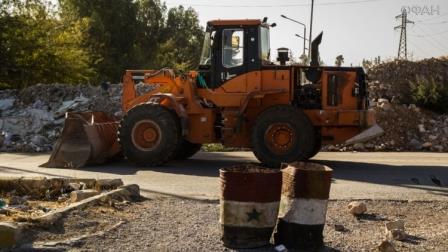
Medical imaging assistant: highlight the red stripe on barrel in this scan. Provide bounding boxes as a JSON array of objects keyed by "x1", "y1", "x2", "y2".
[{"x1": 220, "y1": 164, "x2": 282, "y2": 203}]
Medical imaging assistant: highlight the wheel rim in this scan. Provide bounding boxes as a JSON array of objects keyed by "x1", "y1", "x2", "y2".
[
  {"x1": 131, "y1": 120, "x2": 162, "y2": 151},
  {"x1": 264, "y1": 123, "x2": 295, "y2": 154}
]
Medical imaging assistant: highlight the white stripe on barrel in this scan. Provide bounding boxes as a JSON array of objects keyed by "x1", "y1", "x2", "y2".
[
  {"x1": 220, "y1": 200, "x2": 280, "y2": 228},
  {"x1": 278, "y1": 196, "x2": 328, "y2": 225}
]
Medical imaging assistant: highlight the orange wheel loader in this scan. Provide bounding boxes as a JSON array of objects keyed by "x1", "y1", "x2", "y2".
[{"x1": 44, "y1": 18, "x2": 375, "y2": 168}]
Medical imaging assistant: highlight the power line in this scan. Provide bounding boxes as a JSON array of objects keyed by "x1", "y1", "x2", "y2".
[
  {"x1": 409, "y1": 29, "x2": 448, "y2": 38},
  {"x1": 165, "y1": 0, "x2": 383, "y2": 8},
  {"x1": 408, "y1": 40, "x2": 433, "y2": 58},
  {"x1": 412, "y1": 24, "x2": 448, "y2": 52}
]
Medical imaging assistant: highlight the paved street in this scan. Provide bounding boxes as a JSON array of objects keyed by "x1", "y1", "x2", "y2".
[{"x1": 1, "y1": 151, "x2": 448, "y2": 201}]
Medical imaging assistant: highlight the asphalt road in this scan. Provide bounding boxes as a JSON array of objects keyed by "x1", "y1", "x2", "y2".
[{"x1": 1, "y1": 151, "x2": 448, "y2": 201}]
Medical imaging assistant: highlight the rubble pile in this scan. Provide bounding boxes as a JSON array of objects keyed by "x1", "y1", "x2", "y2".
[
  {"x1": 326, "y1": 58, "x2": 448, "y2": 152},
  {"x1": 367, "y1": 57, "x2": 448, "y2": 104},
  {"x1": 0, "y1": 83, "x2": 123, "y2": 152}
]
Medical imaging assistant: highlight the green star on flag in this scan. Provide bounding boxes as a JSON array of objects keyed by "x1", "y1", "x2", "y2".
[{"x1": 246, "y1": 208, "x2": 261, "y2": 222}]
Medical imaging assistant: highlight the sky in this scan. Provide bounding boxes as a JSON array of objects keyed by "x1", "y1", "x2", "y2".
[{"x1": 164, "y1": 0, "x2": 448, "y2": 66}]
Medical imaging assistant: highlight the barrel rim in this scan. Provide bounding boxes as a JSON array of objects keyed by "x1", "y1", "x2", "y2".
[
  {"x1": 281, "y1": 162, "x2": 332, "y2": 172},
  {"x1": 220, "y1": 163, "x2": 281, "y2": 174}
]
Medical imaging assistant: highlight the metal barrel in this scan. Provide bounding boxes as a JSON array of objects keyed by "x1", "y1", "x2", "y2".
[
  {"x1": 219, "y1": 164, "x2": 282, "y2": 249},
  {"x1": 274, "y1": 162, "x2": 333, "y2": 250}
]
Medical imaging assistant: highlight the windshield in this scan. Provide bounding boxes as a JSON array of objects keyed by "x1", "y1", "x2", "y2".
[
  {"x1": 260, "y1": 27, "x2": 270, "y2": 63},
  {"x1": 199, "y1": 31, "x2": 212, "y2": 65}
]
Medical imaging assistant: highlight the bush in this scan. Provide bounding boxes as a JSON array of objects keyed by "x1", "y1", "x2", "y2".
[{"x1": 410, "y1": 75, "x2": 448, "y2": 113}]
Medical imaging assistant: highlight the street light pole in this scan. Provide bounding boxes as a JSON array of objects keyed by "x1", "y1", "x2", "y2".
[
  {"x1": 280, "y1": 15, "x2": 307, "y2": 58},
  {"x1": 295, "y1": 34, "x2": 309, "y2": 56},
  {"x1": 309, "y1": 0, "x2": 315, "y2": 59}
]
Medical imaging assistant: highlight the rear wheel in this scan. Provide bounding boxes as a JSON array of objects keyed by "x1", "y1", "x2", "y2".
[
  {"x1": 118, "y1": 104, "x2": 181, "y2": 166},
  {"x1": 251, "y1": 105, "x2": 316, "y2": 168}
]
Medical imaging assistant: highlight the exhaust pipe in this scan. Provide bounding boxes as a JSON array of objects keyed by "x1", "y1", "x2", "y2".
[{"x1": 310, "y1": 32, "x2": 323, "y2": 67}]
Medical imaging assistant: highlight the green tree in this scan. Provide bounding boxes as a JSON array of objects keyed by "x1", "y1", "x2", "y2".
[
  {"x1": 0, "y1": 0, "x2": 94, "y2": 88},
  {"x1": 59, "y1": 0, "x2": 138, "y2": 82},
  {"x1": 155, "y1": 6, "x2": 204, "y2": 71},
  {"x1": 335, "y1": 55, "x2": 344, "y2": 67}
]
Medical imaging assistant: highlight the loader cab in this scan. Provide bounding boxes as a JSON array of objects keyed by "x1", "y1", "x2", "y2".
[{"x1": 198, "y1": 19, "x2": 271, "y2": 89}]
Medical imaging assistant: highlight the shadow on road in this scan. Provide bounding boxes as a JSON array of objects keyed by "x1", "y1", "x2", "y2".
[
  {"x1": 82, "y1": 151, "x2": 255, "y2": 177},
  {"x1": 2, "y1": 152, "x2": 448, "y2": 197},
  {"x1": 316, "y1": 159, "x2": 448, "y2": 197}
]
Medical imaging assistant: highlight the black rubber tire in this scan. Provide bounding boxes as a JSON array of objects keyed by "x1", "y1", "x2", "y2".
[
  {"x1": 306, "y1": 133, "x2": 322, "y2": 159},
  {"x1": 118, "y1": 104, "x2": 181, "y2": 166},
  {"x1": 173, "y1": 140, "x2": 202, "y2": 160},
  {"x1": 251, "y1": 105, "x2": 316, "y2": 168}
]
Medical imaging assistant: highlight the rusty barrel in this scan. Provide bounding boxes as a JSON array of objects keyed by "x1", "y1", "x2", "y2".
[
  {"x1": 219, "y1": 164, "x2": 282, "y2": 248},
  {"x1": 274, "y1": 162, "x2": 333, "y2": 250}
]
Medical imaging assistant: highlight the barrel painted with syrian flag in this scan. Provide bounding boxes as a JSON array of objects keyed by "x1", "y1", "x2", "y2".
[
  {"x1": 274, "y1": 162, "x2": 333, "y2": 250},
  {"x1": 219, "y1": 164, "x2": 282, "y2": 248}
]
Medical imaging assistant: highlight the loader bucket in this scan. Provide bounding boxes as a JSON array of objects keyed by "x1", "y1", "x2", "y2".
[{"x1": 41, "y1": 112, "x2": 121, "y2": 168}]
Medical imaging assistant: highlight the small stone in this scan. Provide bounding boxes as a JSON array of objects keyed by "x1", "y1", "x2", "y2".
[
  {"x1": 334, "y1": 224, "x2": 345, "y2": 232},
  {"x1": 390, "y1": 96, "x2": 399, "y2": 104},
  {"x1": 9, "y1": 196, "x2": 26, "y2": 206},
  {"x1": 327, "y1": 145, "x2": 338, "y2": 151},
  {"x1": 365, "y1": 143, "x2": 375, "y2": 149},
  {"x1": 0, "y1": 209, "x2": 11, "y2": 215},
  {"x1": 378, "y1": 98, "x2": 389, "y2": 103},
  {"x1": 385, "y1": 220, "x2": 406, "y2": 241},
  {"x1": 353, "y1": 143, "x2": 365, "y2": 151},
  {"x1": 69, "y1": 183, "x2": 82, "y2": 191},
  {"x1": 70, "y1": 189, "x2": 100, "y2": 203},
  {"x1": 418, "y1": 124, "x2": 426, "y2": 133},
  {"x1": 378, "y1": 240, "x2": 397, "y2": 252},
  {"x1": 422, "y1": 142, "x2": 432, "y2": 149},
  {"x1": 387, "y1": 229, "x2": 407, "y2": 241},
  {"x1": 429, "y1": 135, "x2": 438, "y2": 141},
  {"x1": 94, "y1": 179, "x2": 124, "y2": 191},
  {"x1": 434, "y1": 145, "x2": 444, "y2": 152},
  {"x1": 348, "y1": 201, "x2": 367, "y2": 215},
  {"x1": 380, "y1": 102, "x2": 392, "y2": 111},
  {"x1": 409, "y1": 139, "x2": 422, "y2": 150},
  {"x1": 30, "y1": 135, "x2": 48, "y2": 147},
  {"x1": 443, "y1": 127, "x2": 448, "y2": 135},
  {"x1": 386, "y1": 220, "x2": 404, "y2": 231},
  {"x1": 0, "y1": 222, "x2": 22, "y2": 248}
]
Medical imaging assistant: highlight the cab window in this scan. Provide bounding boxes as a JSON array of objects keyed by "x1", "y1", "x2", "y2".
[{"x1": 222, "y1": 29, "x2": 244, "y2": 68}]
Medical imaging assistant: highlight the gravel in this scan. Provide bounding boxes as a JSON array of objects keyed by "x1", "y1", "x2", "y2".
[{"x1": 22, "y1": 197, "x2": 448, "y2": 251}]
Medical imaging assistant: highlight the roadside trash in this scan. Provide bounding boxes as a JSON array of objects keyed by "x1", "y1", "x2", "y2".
[
  {"x1": 219, "y1": 164, "x2": 282, "y2": 249},
  {"x1": 274, "y1": 162, "x2": 333, "y2": 251}
]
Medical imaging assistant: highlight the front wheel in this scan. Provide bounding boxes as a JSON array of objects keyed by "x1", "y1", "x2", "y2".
[
  {"x1": 251, "y1": 105, "x2": 316, "y2": 168},
  {"x1": 118, "y1": 104, "x2": 181, "y2": 166}
]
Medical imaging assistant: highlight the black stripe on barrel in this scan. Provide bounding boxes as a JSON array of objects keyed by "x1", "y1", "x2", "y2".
[
  {"x1": 220, "y1": 164, "x2": 282, "y2": 249},
  {"x1": 274, "y1": 162, "x2": 333, "y2": 251}
]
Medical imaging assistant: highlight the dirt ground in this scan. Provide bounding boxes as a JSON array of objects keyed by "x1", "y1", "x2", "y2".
[{"x1": 17, "y1": 197, "x2": 448, "y2": 252}]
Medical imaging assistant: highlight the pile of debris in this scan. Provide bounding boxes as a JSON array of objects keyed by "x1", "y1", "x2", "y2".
[
  {"x1": 0, "y1": 177, "x2": 125, "y2": 223},
  {"x1": 0, "y1": 83, "x2": 123, "y2": 152},
  {"x1": 367, "y1": 57, "x2": 448, "y2": 104},
  {"x1": 326, "y1": 58, "x2": 448, "y2": 152}
]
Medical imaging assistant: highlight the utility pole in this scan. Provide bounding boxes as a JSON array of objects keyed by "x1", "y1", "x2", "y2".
[
  {"x1": 309, "y1": 0, "x2": 315, "y2": 59},
  {"x1": 395, "y1": 9, "x2": 414, "y2": 60}
]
